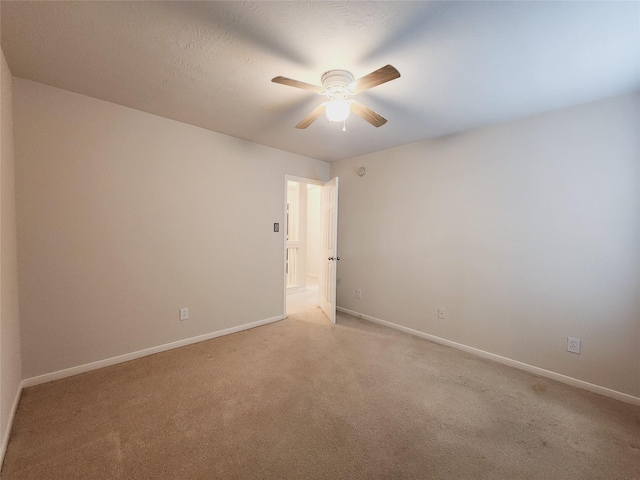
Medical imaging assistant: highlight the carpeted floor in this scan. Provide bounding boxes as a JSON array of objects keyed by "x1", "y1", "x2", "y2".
[{"x1": 2, "y1": 309, "x2": 639, "y2": 479}]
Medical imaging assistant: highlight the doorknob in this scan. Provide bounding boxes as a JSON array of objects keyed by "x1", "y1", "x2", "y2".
[{"x1": 328, "y1": 256, "x2": 340, "y2": 261}]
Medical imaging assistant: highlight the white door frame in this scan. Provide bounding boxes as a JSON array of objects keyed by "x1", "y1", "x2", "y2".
[{"x1": 283, "y1": 175, "x2": 324, "y2": 318}]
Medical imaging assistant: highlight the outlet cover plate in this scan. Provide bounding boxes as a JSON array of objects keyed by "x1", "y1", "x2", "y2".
[
  {"x1": 438, "y1": 308, "x2": 445, "y2": 319},
  {"x1": 180, "y1": 308, "x2": 189, "y2": 321},
  {"x1": 567, "y1": 337, "x2": 581, "y2": 354},
  {"x1": 356, "y1": 289, "x2": 362, "y2": 299}
]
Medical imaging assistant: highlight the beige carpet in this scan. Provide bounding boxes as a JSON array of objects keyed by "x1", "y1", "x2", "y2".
[{"x1": 2, "y1": 309, "x2": 639, "y2": 479}]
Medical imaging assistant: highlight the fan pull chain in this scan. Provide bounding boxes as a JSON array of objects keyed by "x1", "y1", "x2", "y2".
[{"x1": 342, "y1": 120, "x2": 347, "y2": 132}]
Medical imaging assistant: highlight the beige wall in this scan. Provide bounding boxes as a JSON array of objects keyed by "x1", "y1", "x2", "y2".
[
  {"x1": 14, "y1": 79, "x2": 329, "y2": 378},
  {"x1": 331, "y1": 92, "x2": 640, "y2": 397},
  {"x1": 0, "y1": 48, "x2": 22, "y2": 451}
]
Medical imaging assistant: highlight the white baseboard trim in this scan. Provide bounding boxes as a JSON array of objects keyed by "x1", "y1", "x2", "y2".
[
  {"x1": 337, "y1": 306, "x2": 640, "y2": 406},
  {"x1": 0, "y1": 380, "x2": 24, "y2": 470},
  {"x1": 22, "y1": 315, "x2": 284, "y2": 389}
]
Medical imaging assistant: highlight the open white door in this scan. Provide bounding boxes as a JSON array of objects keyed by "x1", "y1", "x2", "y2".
[{"x1": 319, "y1": 177, "x2": 339, "y2": 323}]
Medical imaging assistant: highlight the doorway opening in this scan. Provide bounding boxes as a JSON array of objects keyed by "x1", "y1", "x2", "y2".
[
  {"x1": 285, "y1": 180, "x2": 322, "y2": 316},
  {"x1": 283, "y1": 175, "x2": 339, "y2": 323}
]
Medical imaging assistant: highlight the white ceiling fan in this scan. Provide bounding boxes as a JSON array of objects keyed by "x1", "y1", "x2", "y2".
[{"x1": 272, "y1": 65, "x2": 401, "y2": 129}]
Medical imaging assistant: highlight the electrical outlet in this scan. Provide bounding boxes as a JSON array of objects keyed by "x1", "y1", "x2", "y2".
[
  {"x1": 567, "y1": 337, "x2": 581, "y2": 354},
  {"x1": 356, "y1": 289, "x2": 362, "y2": 299},
  {"x1": 180, "y1": 308, "x2": 189, "y2": 321},
  {"x1": 438, "y1": 308, "x2": 445, "y2": 319}
]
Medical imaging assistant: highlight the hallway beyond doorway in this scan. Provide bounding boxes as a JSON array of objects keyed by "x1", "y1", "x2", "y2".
[{"x1": 286, "y1": 276, "x2": 319, "y2": 316}]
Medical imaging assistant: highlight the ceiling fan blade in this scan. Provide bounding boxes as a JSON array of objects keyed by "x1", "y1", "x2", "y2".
[
  {"x1": 350, "y1": 65, "x2": 400, "y2": 94},
  {"x1": 350, "y1": 101, "x2": 387, "y2": 127},
  {"x1": 295, "y1": 103, "x2": 327, "y2": 129},
  {"x1": 272, "y1": 76, "x2": 324, "y2": 93}
]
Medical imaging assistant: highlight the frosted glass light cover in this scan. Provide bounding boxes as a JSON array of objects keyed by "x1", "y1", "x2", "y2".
[{"x1": 325, "y1": 100, "x2": 350, "y2": 122}]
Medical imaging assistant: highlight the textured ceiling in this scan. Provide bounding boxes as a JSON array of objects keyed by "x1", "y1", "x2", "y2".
[{"x1": 1, "y1": 1, "x2": 639, "y2": 162}]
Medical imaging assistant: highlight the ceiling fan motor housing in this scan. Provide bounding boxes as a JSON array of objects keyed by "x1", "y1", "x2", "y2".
[{"x1": 321, "y1": 70, "x2": 354, "y2": 99}]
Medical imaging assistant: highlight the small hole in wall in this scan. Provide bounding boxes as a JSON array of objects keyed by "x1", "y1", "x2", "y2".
[{"x1": 357, "y1": 167, "x2": 366, "y2": 177}]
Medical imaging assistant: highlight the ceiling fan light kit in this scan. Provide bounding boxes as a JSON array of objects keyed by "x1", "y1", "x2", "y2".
[
  {"x1": 325, "y1": 99, "x2": 351, "y2": 123},
  {"x1": 272, "y1": 65, "x2": 400, "y2": 129}
]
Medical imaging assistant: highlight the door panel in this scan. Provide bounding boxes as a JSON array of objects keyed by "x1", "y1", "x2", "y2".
[{"x1": 319, "y1": 177, "x2": 339, "y2": 323}]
